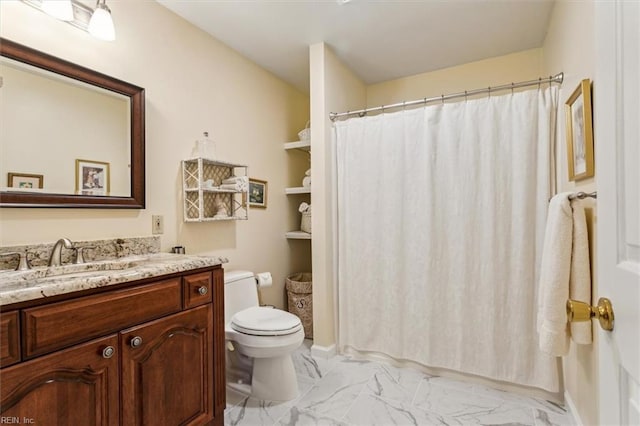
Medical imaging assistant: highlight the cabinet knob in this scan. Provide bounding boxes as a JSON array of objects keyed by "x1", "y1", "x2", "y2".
[
  {"x1": 130, "y1": 336, "x2": 143, "y2": 348},
  {"x1": 102, "y1": 346, "x2": 115, "y2": 359},
  {"x1": 198, "y1": 286, "x2": 208, "y2": 296}
]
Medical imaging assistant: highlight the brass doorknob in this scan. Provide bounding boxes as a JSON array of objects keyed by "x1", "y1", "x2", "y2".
[{"x1": 566, "y1": 298, "x2": 614, "y2": 331}]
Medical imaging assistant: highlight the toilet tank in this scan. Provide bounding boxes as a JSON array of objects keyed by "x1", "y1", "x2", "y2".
[{"x1": 224, "y1": 270, "x2": 259, "y2": 323}]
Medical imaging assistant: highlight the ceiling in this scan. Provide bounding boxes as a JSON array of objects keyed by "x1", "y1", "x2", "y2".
[{"x1": 157, "y1": 0, "x2": 555, "y2": 93}]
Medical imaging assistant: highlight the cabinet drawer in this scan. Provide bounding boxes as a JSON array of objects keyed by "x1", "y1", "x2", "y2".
[
  {"x1": 183, "y1": 271, "x2": 213, "y2": 309},
  {"x1": 1, "y1": 311, "x2": 20, "y2": 367},
  {"x1": 22, "y1": 278, "x2": 183, "y2": 359}
]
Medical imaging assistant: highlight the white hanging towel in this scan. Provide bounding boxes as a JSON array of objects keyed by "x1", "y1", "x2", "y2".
[
  {"x1": 537, "y1": 192, "x2": 593, "y2": 356},
  {"x1": 569, "y1": 201, "x2": 593, "y2": 344}
]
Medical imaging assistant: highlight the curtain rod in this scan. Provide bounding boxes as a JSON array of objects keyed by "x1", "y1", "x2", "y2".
[{"x1": 329, "y1": 72, "x2": 564, "y2": 121}]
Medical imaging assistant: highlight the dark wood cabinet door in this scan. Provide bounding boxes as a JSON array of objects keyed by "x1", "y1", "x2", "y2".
[
  {"x1": 120, "y1": 304, "x2": 213, "y2": 426},
  {"x1": 0, "y1": 311, "x2": 20, "y2": 367},
  {"x1": 0, "y1": 334, "x2": 119, "y2": 426}
]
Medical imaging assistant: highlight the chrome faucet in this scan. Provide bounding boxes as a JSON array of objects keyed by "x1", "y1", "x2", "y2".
[{"x1": 48, "y1": 238, "x2": 74, "y2": 267}]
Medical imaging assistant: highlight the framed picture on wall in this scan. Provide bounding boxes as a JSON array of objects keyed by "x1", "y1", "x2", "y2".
[
  {"x1": 76, "y1": 159, "x2": 110, "y2": 196},
  {"x1": 7, "y1": 172, "x2": 43, "y2": 189},
  {"x1": 249, "y1": 178, "x2": 267, "y2": 208},
  {"x1": 565, "y1": 79, "x2": 594, "y2": 181}
]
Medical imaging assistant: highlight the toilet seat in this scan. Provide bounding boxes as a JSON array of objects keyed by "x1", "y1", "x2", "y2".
[{"x1": 231, "y1": 307, "x2": 302, "y2": 336}]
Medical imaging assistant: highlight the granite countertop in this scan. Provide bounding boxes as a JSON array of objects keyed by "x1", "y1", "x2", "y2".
[{"x1": 0, "y1": 253, "x2": 227, "y2": 306}]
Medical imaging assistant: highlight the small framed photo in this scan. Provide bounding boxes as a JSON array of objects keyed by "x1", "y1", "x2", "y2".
[
  {"x1": 565, "y1": 79, "x2": 594, "y2": 181},
  {"x1": 76, "y1": 159, "x2": 110, "y2": 195},
  {"x1": 7, "y1": 172, "x2": 43, "y2": 189},
  {"x1": 249, "y1": 178, "x2": 267, "y2": 208}
]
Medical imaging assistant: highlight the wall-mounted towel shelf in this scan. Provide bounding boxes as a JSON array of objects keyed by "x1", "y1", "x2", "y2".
[
  {"x1": 284, "y1": 140, "x2": 311, "y2": 151},
  {"x1": 181, "y1": 158, "x2": 248, "y2": 222}
]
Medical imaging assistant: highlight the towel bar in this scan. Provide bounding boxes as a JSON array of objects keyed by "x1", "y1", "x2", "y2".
[
  {"x1": 568, "y1": 191, "x2": 597, "y2": 200},
  {"x1": 566, "y1": 298, "x2": 614, "y2": 331}
]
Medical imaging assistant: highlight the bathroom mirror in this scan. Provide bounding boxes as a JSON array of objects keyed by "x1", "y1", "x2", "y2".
[{"x1": 0, "y1": 38, "x2": 145, "y2": 208}]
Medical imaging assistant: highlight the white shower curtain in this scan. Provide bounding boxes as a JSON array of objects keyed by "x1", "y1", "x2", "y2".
[{"x1": 335, "y1": 87, "x2": 560, "y2": 392}]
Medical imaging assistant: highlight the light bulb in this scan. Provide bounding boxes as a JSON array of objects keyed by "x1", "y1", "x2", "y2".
[
  {"x1": 88, "y1": 2, "x2": 115, "y2": 41},
  {"x1": 41, "y1": 0, "x2": 74, "y2": 21}
]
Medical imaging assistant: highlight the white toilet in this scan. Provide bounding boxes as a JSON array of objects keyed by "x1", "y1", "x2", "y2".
[{"x1": 224, "y1": 270, "x2": 305, "y2": 401}]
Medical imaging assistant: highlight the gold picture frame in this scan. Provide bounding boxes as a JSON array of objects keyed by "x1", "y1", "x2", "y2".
[
  {"x1": 7, "y1": 172, "x2": 43, "y2": 189},
  {"x1": 75, "y1": 159, "x2": 110, "y2": 196},
  {"x1": 565, "y1": 79, "x2": 594, "y2": 181},
  {"x1": 248, "y1": 178, "x2": 267, "y2": 208}
]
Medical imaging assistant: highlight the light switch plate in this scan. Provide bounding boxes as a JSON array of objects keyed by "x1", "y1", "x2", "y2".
[{"x1": 152, "y1": 215, "x2": 163, "y2": 234}]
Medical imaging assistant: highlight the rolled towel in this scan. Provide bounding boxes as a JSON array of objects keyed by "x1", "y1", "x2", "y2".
[
  {"x1": 302, "y1": 176, "x2": 311, "y2": 188},
  {"x1": 222, "y1": 176, "x2": 248, "y2": 185}
]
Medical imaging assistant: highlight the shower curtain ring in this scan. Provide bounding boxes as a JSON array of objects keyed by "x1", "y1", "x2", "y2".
[
  {"x1": 488, "y1": 87, "x2": 491, "y2": 98},
  {"x1": 538, "y1": 77, "x2": 542, "y2": 89},
  {"x1": 511, "y1": 83, "x2": 514, "y2": 94},
  {"x1": 464, "y1": 91, "x2": 468, "y2": 102},
  {"x1": 441, "y1": 94, "x2": 444, "y2": 104}
]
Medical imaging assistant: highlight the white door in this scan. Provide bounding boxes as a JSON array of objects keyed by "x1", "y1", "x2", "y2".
[{"x1": 595, "y1": 1, "x2": 640, "y2": 425}]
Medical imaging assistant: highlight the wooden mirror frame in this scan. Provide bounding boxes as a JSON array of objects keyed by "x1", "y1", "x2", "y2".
[{"x1": 0, "y1": 38, "x2": 145, "y2": 208}]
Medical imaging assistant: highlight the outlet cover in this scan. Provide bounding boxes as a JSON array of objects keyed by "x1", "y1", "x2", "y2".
[{"x1": 152, "y1": 215, "x2": 164, "y2": 234}]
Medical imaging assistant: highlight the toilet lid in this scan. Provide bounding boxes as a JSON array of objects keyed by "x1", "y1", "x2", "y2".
[{"x1": 230, "y1": 307, "x2": 302, "y2": 336}]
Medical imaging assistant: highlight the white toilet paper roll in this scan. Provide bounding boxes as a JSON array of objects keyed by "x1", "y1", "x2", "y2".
[{"x1": 256, "y1": 272, "x2": 273, "y2": 288}]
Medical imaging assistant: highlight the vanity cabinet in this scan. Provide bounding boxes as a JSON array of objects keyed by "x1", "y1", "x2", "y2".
[{"x1": 0, "y1": 266, "x2": 224, "y2": 426}]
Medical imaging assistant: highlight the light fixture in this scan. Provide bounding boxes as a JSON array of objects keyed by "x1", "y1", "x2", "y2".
[
  {"x1": 41, "y1": 0, "x2": 74, "y2": 21},
  {"x1": 88, "y1": 0, "x2": 115, "y2": 41},
  {"x1": 20, "y1": 0, "x2": 116, "y2": 42}
]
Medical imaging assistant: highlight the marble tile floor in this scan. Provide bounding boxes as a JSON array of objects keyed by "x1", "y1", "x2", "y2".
[{"x1": 225, "y1": 340, "x2": 574, "y2": 426}]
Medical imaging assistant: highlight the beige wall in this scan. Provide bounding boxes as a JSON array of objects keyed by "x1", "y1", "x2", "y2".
[
  {"x1": 367, "y1": 49, "x2": 543, "y2": 107},
  {"x1": 309, "y1": 43, "x2": 366, "y2": 349},
  {"x1": 543, "y1": 1, "x2": 597, "y2": 425},
  {"x1": 0, "y1": 1, "x2": 310, "y2": 309}
]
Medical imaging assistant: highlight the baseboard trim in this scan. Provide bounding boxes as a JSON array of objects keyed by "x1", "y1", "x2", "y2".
[
  {"x1": 310, "y1": 343, "x2": 336, "y2": 359},
  {"x1": 564, "y1": 390, "x2": 583, "y2": 426}
]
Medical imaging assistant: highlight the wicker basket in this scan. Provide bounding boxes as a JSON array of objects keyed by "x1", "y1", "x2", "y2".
[
  {"x1": 300, "y1": 211, "x2": 311, "y2": 234},
  {"x1": 297, "y1": 121, "x2": 310, "y2": 141},
  {"x1": 285, "y1": 273, "x2": 313, "y2": 338}
]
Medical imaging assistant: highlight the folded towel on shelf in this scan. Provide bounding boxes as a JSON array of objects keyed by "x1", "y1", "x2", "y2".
[
  {"x1": 219, "y1": 182, "x2": 247, "y2": 192},
  {"x1": 222, "y1": 176, "x2": 248, "y2": 185}
]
